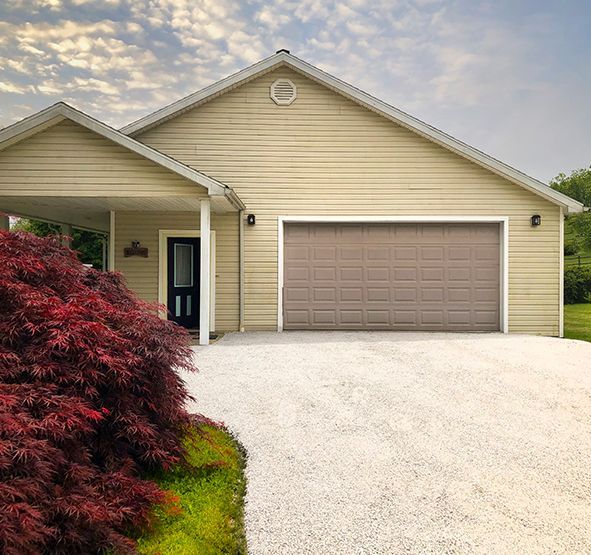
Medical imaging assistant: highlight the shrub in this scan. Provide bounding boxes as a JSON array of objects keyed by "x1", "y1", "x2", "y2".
[
  {"x1": 0, "y1": 231, "x2": 195, "y2": 554},
  {"x1": 564, "y1": 237, "x2": 581, "y2": 256},
  {"x1": 564, "y1": 266, "x2": 591, "y2": 304}
]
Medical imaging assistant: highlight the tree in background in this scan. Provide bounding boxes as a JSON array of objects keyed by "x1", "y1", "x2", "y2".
[
  {"x1": 11, "y1": 218, "x2": 106, "y2": 269},
  {"x1": 551, "y1": 166, "x2": 591, "y2": 207},
  {"x1": 550, "y1": 166, "x2": 591, "y2": 256}
]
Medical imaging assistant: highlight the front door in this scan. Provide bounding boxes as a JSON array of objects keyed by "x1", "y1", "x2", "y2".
[{"x1": 167, "y1": 237, "x2": 200, "y2": 328}]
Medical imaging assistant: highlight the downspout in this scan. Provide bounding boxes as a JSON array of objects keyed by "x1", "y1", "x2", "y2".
[{"x1": 239, "y1": 209, "x2": 245, "y2": 332}]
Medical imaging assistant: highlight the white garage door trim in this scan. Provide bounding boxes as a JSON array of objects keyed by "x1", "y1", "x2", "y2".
[{"x1": 277, "y1": 216, "x2": 509, "y2": 333}]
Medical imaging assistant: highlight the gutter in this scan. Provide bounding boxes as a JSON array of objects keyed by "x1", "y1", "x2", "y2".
[{"x1": 225, "y1": 187, "x2": 246, "y2": 211}]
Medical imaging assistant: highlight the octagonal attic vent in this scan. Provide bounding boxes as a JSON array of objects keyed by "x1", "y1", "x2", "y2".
[{"x1": 270, "y1": 79, "x2": 297, "y2": 105}]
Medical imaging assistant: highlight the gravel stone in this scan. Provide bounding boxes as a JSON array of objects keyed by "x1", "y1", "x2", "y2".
[{"x1": 183, "y1": 331, "x2": 591, "y2": 554}]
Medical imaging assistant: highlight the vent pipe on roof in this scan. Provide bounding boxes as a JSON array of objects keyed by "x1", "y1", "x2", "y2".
[{"x1": 276, "y1": 49, "x2": 290, "y2": 54}]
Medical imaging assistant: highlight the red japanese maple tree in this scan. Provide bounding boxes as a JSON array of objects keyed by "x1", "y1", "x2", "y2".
[{"x1": 0, "y1": 230, "x2": 195, "y2": 554}]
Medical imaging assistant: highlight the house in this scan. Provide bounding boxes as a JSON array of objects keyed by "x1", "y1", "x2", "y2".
[{"x1": 0, "y1": 50, "x2": 583, "y2": 344}]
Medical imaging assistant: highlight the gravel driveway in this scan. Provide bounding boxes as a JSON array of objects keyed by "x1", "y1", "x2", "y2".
[{"x1": 184, "y1": 332, "x2": 591, "y2": 554}]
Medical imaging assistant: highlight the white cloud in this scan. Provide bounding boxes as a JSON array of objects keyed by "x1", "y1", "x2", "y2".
[
  {"x1": 0, "y1": 81, "x2": 30, "y2": 94},
  {"x1": 346, "y1": 20, "x2": 378, "y2": 37},
  {"x1": 37, "y1": 81, "x2": 63, "y2": 94},
  {"x1": 18, "y1": 43, "x2": 47, "y2": 56},
  {"x1": 73, "y1": 77, "x2": 119, "y2": 95},
  {"x1": 256, "y1": 6, "x2": 291, "y2": 31},
  {"x1": 71, "y1": 0, "x2": 120, "y2": 4},
  {"x1": 41, "y1": 0, "x2": 62, "y2": 10}
]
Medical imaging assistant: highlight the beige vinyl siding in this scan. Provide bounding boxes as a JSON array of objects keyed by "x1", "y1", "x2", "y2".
[
  {"x1": 0, "y1": 120, "x2": 207, "y2": 198},
  {"x1": 115, "y1": 211, "x2": 239, "y2": 331},
  {"x1": 138, "y1": 67, "x2": 560, "y2": 335}
]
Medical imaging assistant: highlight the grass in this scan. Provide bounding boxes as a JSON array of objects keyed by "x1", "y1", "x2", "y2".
[
  {"x1": 564, "y1": 303, "x2": 591, "y2": 343},
  {"x1": 135, "y1": 423, "x2": 247, "y2": 555}
]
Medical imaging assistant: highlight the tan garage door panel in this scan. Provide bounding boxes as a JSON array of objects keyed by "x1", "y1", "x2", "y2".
[{"x1": 283, "y1": 222, "x2": 500, "y2": 331}]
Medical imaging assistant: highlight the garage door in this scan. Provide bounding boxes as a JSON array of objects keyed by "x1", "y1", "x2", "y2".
[{"x1": 282, "y1": 222, "x2": 500, "y2": 331}]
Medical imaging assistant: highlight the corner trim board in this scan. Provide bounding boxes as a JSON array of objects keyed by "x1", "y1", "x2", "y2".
[{"x1": 559, "y1": 207, "x2": 564, "y2": 337}]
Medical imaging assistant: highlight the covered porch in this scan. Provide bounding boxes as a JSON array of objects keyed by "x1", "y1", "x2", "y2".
[{"x1": 0, "y1": 103, "x2": 245, "y2": 345}]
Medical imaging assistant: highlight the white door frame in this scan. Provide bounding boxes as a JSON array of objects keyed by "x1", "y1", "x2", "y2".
[
  {"x1": 158, "y1": 229, "x2": 216, "y2": 330},
  {"x1": 277, "y1": 215, "x2": 509, "y2": 333}
]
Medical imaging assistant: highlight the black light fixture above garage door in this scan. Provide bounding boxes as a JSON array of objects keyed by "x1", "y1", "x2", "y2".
[
  {"x1": 247, "y1": 214, "x2": 256, "y2": 225},
  {"x1": 531, "y1": 214, "x2": 541, "y2": 226}
]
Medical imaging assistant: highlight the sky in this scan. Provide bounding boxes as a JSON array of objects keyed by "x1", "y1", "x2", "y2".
[{"x1": 0, "y1": 0, "x2": 589, "y2": 182}]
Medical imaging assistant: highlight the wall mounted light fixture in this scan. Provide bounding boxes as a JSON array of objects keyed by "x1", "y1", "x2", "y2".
[
  {"x1": 247, "y1": 214, "x2": 256, "y2": 225},
  {"x1": 531, "y1": 215, "x2": 541, "y2": 226}
]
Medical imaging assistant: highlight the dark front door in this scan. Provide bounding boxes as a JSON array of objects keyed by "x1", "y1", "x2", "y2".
[{"x1": 167, "y1": 237, "x2": 200, "y2": 328}]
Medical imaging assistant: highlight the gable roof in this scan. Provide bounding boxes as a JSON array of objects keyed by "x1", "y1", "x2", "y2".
[
  {"x1": 121, "y1": 51, "x2": 583, "y2": 214},
  {"x1": 0, "y1": 102, "x2": 245, "y2": 209}
]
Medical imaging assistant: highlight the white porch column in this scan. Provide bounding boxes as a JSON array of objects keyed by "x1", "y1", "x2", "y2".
[
  {"x1": 0, "y1": 215, "x2": 9, "y2": 231},
  {"x1": 199, "y1": 199, "x2": 211, "y2": 345},
  {"x1": 61, "y1": 223, "x2": 73, "y2": 247}
]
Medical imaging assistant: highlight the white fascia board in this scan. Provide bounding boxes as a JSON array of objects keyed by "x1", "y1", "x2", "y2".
[
  {"x1": 224, "y1": 188, "x2": 246, "y2": 210},
  {"x1": 0, "y1": 102, "x2": 229, "y2": 197},
  {"x1": 120, "y1": 51, "x2": 583, "y2": 214}
]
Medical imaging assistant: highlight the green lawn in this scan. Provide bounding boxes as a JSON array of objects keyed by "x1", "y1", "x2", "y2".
[
  {"x1": 135, "y1": 423, "x2": 247, "y2": 555},
  {"x1": 564, "y1": 304, "x2": 591, "y2": 343}
]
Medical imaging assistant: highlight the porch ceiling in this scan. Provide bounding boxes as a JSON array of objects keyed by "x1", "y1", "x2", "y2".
[{"x1": 0, "y1": 195, "x2": 233, "y2": 232}]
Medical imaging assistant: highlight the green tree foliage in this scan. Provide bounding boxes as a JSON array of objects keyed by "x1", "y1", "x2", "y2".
[
  {"x1": 11, "y1": 219, "x2": 106, "y2": 269},
  {"x1": 551, "y1": 166, "x2": 591, "y2": 256},
  {"x1": 550, "y1": 166, "x2": 591, "y2": 207},
  {"x1": 564, "y1": 267, "x2": 591, "y2": 304}
]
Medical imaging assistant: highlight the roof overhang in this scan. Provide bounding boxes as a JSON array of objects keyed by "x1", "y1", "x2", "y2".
[
  {"x1": 121, "y1": 51, "x2": 583, "y2": 215},
  {"x1": 0, "y1": 195, "x2": 235, "y2": 232},
  {"x1": 0, "y1": 102, "x2": 245, "y2": 211}
]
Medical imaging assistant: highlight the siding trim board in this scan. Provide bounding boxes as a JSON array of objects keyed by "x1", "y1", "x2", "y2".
[
  {"x1": 559, "y1": 207, "x2": 564, "y2": 338},
  {"x1": 277, "y1": 216, "x2": 509, "y2": 333}
]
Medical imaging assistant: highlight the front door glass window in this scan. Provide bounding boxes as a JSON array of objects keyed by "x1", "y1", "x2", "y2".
[{"x1": 174, "y1": 243, "x2": 193, "y2": 287}]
